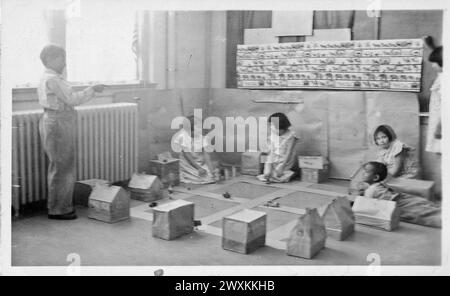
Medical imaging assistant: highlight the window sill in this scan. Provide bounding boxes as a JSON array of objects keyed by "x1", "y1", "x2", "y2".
[{"x1": 12, "y1": 81, "x2": 157, "y2": 102}]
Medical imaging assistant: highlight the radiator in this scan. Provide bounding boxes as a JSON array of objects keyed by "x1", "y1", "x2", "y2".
[{"x1": 12, "y1": 103, "x2": 138, "y2": 214}]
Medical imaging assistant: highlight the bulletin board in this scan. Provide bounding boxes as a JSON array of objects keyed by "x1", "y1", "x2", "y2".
[{"x1": 236, "y1": 39, "x2": 424, "y2": 92}]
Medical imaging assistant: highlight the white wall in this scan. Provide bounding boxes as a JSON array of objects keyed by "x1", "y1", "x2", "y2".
[{"x1": 149, "y1": 11, "x2": 226, "y2": 89}]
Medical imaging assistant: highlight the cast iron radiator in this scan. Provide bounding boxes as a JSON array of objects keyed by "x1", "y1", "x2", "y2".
[{"x1": 12, "y1": 103, "x2": 138, "y2": 214}]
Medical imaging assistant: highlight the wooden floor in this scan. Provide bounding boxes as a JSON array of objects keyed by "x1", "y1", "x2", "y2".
[{"x1": 11, "y1": 175, "x2": 441, "y2": 267}]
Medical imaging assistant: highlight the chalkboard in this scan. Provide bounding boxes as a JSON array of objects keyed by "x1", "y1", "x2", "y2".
[{"x1": 236, "y1": 39, "x2": 424, "y2": 92}]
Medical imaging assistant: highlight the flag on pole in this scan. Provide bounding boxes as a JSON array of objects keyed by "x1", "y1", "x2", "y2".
[{"x1": 132, "y1": 11, "x2": 140, "y2": 80}]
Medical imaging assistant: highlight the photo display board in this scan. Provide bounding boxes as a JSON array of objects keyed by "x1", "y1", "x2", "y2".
[{"x1": 236, "y1": 39, "x2": 424, "y2": 92}]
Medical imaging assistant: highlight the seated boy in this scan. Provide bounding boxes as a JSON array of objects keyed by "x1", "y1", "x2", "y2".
[
  {"x1": 172, "y1": 115, "x2": 216, "y2": 184},
  {"x1": 358, "y1": 161, "x2": 441, "y2": 228}
]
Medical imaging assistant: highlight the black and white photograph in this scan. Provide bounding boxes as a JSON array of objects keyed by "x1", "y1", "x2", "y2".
[{"x1": 0, "y1": 0, "x2": 449, "y2": 277}]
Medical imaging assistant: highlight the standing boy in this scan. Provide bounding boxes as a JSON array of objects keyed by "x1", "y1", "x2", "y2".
[{"x1": 38, "y1": 44, "x2": 105, "y2": 220}]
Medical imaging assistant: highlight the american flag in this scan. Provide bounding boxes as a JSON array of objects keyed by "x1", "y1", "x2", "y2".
[{"x1": 132, "y1": 11, "x2": 140, "y2": 79}]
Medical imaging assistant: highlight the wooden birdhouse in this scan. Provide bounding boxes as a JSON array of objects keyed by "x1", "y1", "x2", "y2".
[
  {"x1": 352, "y1": 196, "x2": 400, "y2": 231},
  {"x1": 128, "y1": 173, "x2": 164, "y2": 202},
  {"x1": 73, "y1": 179, "x2": 110, "y2": 207},
  {"x1": 298, "y1": 156, "x2": 329, "y2": 170},
  {"x1": 318, "y1": 196, "x2": 355, "y2": 240},
  {"x1": 88, "y1": 184, "x2": 130, "y2": 223},
  {"x1": 149, "y1": 159, "x2": 180, "y2": 188},
  {"x1": 299, "y1": 156, "x2": 329, "y2": 183},
  {"x1": 286, "y1": 208, "x2": 327, "y2": 259},
  {"x1": 241, "y1": 151, "x2": 265, "y2": 176},
  {"x1": 152, "y1": 199, "x2": 195, "y2": 240},
  {"x1": 300, "y1": 166, "x2": 329, "y2": 183},
  {"x1": 222, "y1": 209, "x2": 267, "y2": 254}
]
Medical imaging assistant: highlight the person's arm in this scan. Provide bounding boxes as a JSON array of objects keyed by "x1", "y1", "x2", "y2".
[
  {"x1": 434, "y1": 119, "x2": 442, "y2": 139},
  {"x1": 274, "y1": 136, "x2": 296, "y2": 177},
  {"x1": 263, "y1": 161, "x2": 273, "y2": 179},
  {"x1": 203, "y1": 151, "x2": 215, "y2": 174},
  {"x1": 182, "y1": 151, "x2": 207, "y2": 176},
  {"x1": 389, "y1": 150, "x2": 406, "y2": 177},
  {"x1": 47, "y1": 77, "x2": 104, "y2": 106}
]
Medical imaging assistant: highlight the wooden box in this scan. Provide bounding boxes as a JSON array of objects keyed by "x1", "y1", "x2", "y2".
[
  {"x1": 88, "y1": 184, "x2": 130, "y2": 223},
  {"x1": 286, "y1": 208, "x2": 327, "y2": 259},
  {"x1": 352, "y1": 196, "x2": 400, "y2": 231},
  {"x1": 318, "y1": 196, "x2": 355, "y2": 240},
  {"x1": 241, "y1": 151, "x2": 264, "y2": 176},
  {"x1": 301, "y1": 165, "x2": 329, "y2": 183},
  {"x1": 385, "y1": 177, "x2": 434, "y2": 200},
  {"x1": 149, "y1": 159, "x2": 180, "y2": 188},
  {"x1": 222, "y1": 209, "x2": 267, "y2": 254},
  {"x1": 152, "y1": 199, "x2": 194, "y2": 240},
  {"x1": 298, "y1": 156, "x2": 329, "y2": 169},
  {"x1": 73, "y1": 179, "x2": 109, "y2": 207},
  {"x1": 128, "y1": 173, "x2": 164, "y2": 202}
]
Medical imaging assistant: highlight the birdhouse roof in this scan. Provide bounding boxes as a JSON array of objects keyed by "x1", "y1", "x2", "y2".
[
  {"x1": 227, "y1": 209, "x2": 266, "y2": 223},
  {"x1": 128, "y1": 173, "x2": 160, "y2": 190},
  {"x1": 153, "y1": 199, "x2": 193, "y2": 212},
  {"x1": 89, "y1": 185, "x2": 125, "y2": 203},
  {"x1": 77, "y1": 179, "x2": 109, "y2": 187},
  {"x1": 352, "y1": 196, "x2": 397, "y2": 220}
]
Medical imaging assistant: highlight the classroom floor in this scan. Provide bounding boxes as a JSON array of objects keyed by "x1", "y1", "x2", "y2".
[{"x1": 11, "y1": 176, "x2": 441, "y2": 266}]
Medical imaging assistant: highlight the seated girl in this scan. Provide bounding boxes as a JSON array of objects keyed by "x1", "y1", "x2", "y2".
[
  {"x1": 373, "y1": 125, "x2": 420, "y2": 179},
  {"x1": 257, "y1": 112, "x2": 298, "y2": 183},
  {"x1": 172, "y1": 115, "x2": 216, "y2": 184}
]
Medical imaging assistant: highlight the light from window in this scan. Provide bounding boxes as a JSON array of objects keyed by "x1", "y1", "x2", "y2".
[
  {"x1": 65, "y1": 1, "x2": 136, "y2": 84},
  {"x1": 9, "y1": 6, "x2": 48, "y2": 88}
]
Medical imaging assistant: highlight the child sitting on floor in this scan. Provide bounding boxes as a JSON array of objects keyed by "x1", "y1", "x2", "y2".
[
  {"x1": 257, "y1": 112, "x2": 298, "y2": 183},
  {"x1": 358, "y1": 161, "x2": 441, "y2": 228},
  {"x1": 172, "y1": 115, "x2": 216, "y2": 184},
  {"x1": 373, "y1": 125, "x2": 420, "y2": 179}
]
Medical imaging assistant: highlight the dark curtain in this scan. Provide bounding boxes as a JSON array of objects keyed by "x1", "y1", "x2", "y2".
[
  {"x1": 313, "y1": 10, "x2": 355, "y2": 29},
  {"x1": 226, "y1": 11, "x2": 271, "y2": 88}
]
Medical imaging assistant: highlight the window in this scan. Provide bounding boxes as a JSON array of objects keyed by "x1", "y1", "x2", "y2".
[
  {"x1": 9, "y1": 5, "x2": 48, "y2": 88},
  {"x1": 11, "y1": 2, "x2": 137, "y2": 88},
  {"x1": 65, "y1": 2, "x2": 136, "y2": 84}
]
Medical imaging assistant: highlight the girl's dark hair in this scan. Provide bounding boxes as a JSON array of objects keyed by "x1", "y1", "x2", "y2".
[
  {"x1": 429, "y1": 46, "x2": 443, "y2": 68},
  {"x1": 268, "y1": 112, "x2": 291, "y2": 130},
  {"x1": 373, "y1": 125, "x2": 394, "y2": 144},
  {"x1": 365, "y1": 161, "x2": 388, "y2": 182},
  {"x1": 425, "y1": 36, "x2": 443, "y2": 68}
]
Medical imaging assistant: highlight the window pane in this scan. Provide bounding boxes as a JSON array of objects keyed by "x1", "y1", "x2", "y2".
[
  {"x1": 9, "y1": 6, "x2": 48, "y2": 88},
  {"x1": 66, "y1": 2, "x2": 136, "y2": 83}
]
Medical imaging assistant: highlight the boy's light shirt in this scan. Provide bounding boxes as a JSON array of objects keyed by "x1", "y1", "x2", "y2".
[
  {"x1": 38, "y1": 68, "x2": 95, "y2": 110},
  {"x1": 364, "y1": 182, "x2": 400, "y2": 201}
]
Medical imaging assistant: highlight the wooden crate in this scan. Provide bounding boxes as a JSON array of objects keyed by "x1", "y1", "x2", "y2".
[
  {"x1": 152, "y1": 199, "x2": 194, "y2": 240},
  {"x1": 222, "y1": 209, "x2": 267, "y2": 254},
  {"x1": 128, "y1": 173, "x2": 164, "y2": 202},
  {"x1": 88, "y1": 184, "x2": 130, "y2": 223},
  {"x1": 149, "y1": 159, "x2": 180, "y2": 188},
  {"x1": 352, "y1": 196, "x2": 400, "y2": 231},
  {"x1": 385, "y1": 177, "x2": 435, "y2": 200},
  {"x1": 318, "y1": 196, "x2": 355, "y2": 240},
  {"x1": 73, "y1": 179, "x2": 110, "y2": 207},
  {"x1": 286, "y1": 208, "x2": 327, "y2": 259},
  {"x1": 298, "y1": 156, "x2": 329, "y2": 169},
  {"x1": 301, "y1": 165, "x2": 329, "y2": 183},
  {"x1": 241, "y1": 151, "x2": 264, "y2": 176}
]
